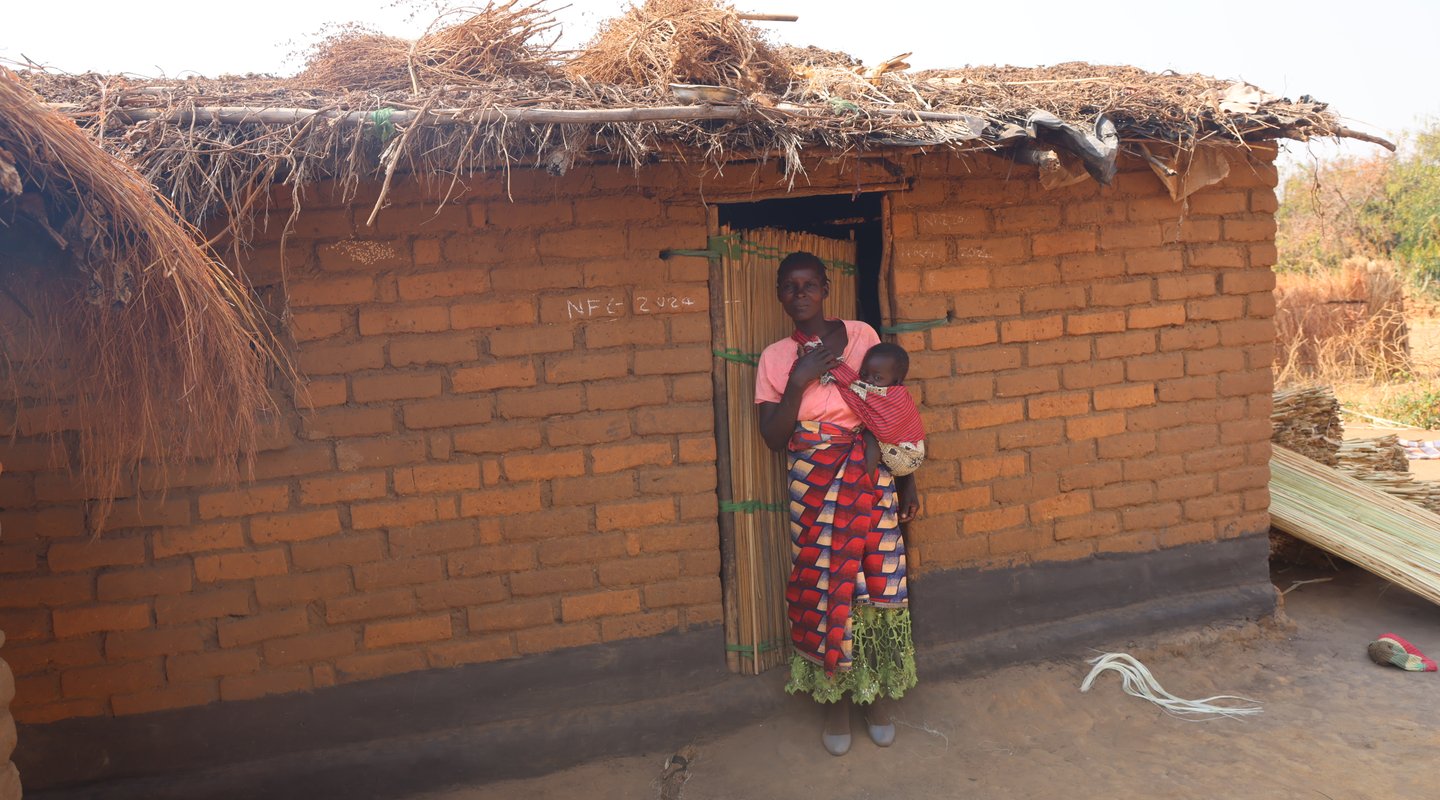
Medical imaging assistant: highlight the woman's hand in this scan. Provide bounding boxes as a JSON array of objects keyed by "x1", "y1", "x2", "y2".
[
  {"x1": 788, "y1": 345, "x2": 838, "y2": 389},
  {"x1": 896, "y1": 475, "x2": 920, "y2": 523}
]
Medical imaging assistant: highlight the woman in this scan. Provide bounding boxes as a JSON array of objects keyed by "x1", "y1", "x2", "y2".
[{"x1": 754, "y1": 251, "x2": 920, "y2": 756}]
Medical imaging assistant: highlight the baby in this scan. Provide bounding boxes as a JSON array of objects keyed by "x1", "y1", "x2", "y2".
[{"x1": 826, "y1": 342, "x2": 927, "y2": 477}]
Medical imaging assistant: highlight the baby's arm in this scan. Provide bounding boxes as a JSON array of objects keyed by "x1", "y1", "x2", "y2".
[
  {"x1": 896, "y1": 473, "x2": 919, "y2": 522},
  {"x1": 861, "y1": 429, "x2": 880, "y2": 476}
]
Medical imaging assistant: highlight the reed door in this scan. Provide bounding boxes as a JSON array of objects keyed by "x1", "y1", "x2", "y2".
[{"x1": 715, "y1": 226, "x2": 858, "y2": 674}]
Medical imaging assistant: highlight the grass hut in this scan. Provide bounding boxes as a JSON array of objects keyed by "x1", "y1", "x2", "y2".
[{"x1": 0, "y1": 3, "x2": 1392, "y2": 794}]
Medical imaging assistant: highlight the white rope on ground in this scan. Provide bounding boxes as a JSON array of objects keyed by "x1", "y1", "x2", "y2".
[{"x1": 1079, "y1": 653, "x2": 1263, "y2": 720}]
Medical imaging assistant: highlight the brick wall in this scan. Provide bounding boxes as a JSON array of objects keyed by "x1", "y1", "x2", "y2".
[
  {"x1": 890, "y1": 146, "x2": 1277, "y2": 571},
  {"x1": 0, "y1": 147, "x2": 1279, "y2": 724}
]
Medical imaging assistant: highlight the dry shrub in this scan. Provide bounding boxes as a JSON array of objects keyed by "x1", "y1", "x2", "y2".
[
  {"x1": 569, "y1": 0, "x2": 794, "y2": 92},
  {"x1": 0, "y1": 69, "x2": 287, "y2": 531},
  {"x1": 296, "y1": 2, "x2": 558, "y2": 93},
  {"x1": 297, "y1": 25, "x2": 413, "y2": 91},
  {"x1": 1274, "y1": 258, "x2": 1411, "y2": 385}
]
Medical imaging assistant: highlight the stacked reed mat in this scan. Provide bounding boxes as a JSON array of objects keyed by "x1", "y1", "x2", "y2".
[
  {"x1": 1270, "y1": 446, "x2": 1440, "y2": 606},
  {"x1": 1338, "y1": 435, "x2": 1410, "y2": 473},
  {"x1": 1271, "y1": 386, "x2": 1341, "y2": 467}
]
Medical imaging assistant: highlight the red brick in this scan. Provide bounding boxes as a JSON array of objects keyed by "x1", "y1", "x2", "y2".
[
  {"x1": 249, "y1": 509, "x2": 343, "y2": 544},
  {"x1": 509, "y1": 565, "x2": 595, "y2": 597},
  {"x1": 957, "y1": 400, "x2": 1024, "y2": 430},
  {"x1": 289, "y1": 310, "x2": 348, "y2": 342},
  {"x1": 398, "y1": 269, "x2": 490, "y2": 301},
  {"x1": 502, "y1": 451, "x2": 586, "y2": 482},
  {"x1": 678, "y1": 436, "x2": 716, "y2": 465},
  {"x1": 357, "y1": 306, "x2": 449, "y2": 336},
  {"x1": 1066, "y1": 412, "x2": 1127, "y2": 440},
  {"x1": 216, "y1": 608, "x2": 311, "y2": 649},
  {"x1": 263, "y1": 630, "x2": 357, "y2": 667},
  {"x1": 636, "y1": 465, "x2": 717, "y2": 498},
  {"x1": 415, "y1": 576, "x2": 507, "y2": 611},
  {"x1": 516, "y1": 624, "x2": 600, "y2": 655},
  {"x1": 643, "y1": 577, "x2": 719, "y2": 608},
  {"x1": 97, "y1": 564, "x2": 193, "y2": 602},
  {"x1": 155, "y1": 588, "x2": 252, "y2": 625},
  {"x1": 199, "y1": 485, "x2": 290, "y2": 520},
  {"x1": 336, "y1": 436, "x2": 428, "y2": 471},
  {"x1": 468, "y1": 599, "x2": 554, "y2": 632},
  {"x1": 47, "y1": 538, "x2": 146, "y2": 572},
  {"x1": 596, "y1": 499, "x2": 675, "y2": 532},
  {"x1": 1065, "y1": 361, "x2": 1128, "y2": 388},
  {"x1": 488, "y1": 326, "x2": 575, "y2": 358},
  {"x1": 1032, "y1": 491, "x2": 1092, "y2": 521},
  {"x1": 962, "y1": 506, "x2": 1027, "y2": 535},
  {"x1": 961, "y1": 455, "x2": 1026, "y2": 483},
  {"x1": 221, "y1": 668, "x2": 313, "y2": 702},
  {"x1": 1000, "y1": 316, "x2": 1063, "y2": 343},
  {"x1": 929, "y1": 322, "x2": 997, "y2": 350},
  {"x1": 299, "y1": 472, "x2": 388, "y2": 506},
  {"x1": 922, "y1": 267, "x2": 990, "y2": 292},
  {"x1": 112, "y1": 682, "x2": 220, "y2": 716},
  {"x1": 591, "y1": 441, "x2": 673, "y2": 474},
  {"x1": 584, "y1": 379, "x2": 671, "y2": 414},
  {"x1": 335, "y1": 651, "x2": 427, "y2": 682},
  {"x1": 52, "y1": 604, "x2": 151, "y2": 638},
  {"x1": 399, "y1": 397, "x2": 491, "y2": 429},
  {"x1": 1095, "y1": 384, "x2": 1156, "y2": 410},
  {"x1": 195, "y1": 550, "x2": 288, "y2": 583},
  {"x1": 61, "y1": 661, "x2": 164, "y2": 699},
  {"x1": 393, "y1": 463, "x2": 483, "y2": 495},
  {"x1": 168, "y1": 649, "x2": 261, "y2": 683},
  {"x1": 495, "y1": 386, "x2": 584, "y2": 419},
  {"x1": 353, "y1": 558, "x2": 444, "y2": 593},
  {"x1": 1122, "y1": 501, "x2": 1183, "y2": 531},
  {"x1": 1027, "y1": 392, "x2": 1090, "y2": 419},
  {"x1": 389, "y1": 520, "x2": 482, "y2": 558},
  {"x1": 599, "y1": 555, "x2": 682, "y2": 587},
  {"x1": 1064, "y1": 311, "x2": 1124, "y2": 336},
  {"x1": 298, "y1": 341, "x2": 386, "y2": 375},
  {"x1": 291, "y1": 534, "x2": 386, "y2": 570},
  {"x1": 289, "y1": 276, "x2": 375, "y2": 307},
  {"x1": 450, "y1": 299, "x2": 537, "y2": 330},
  {"x1": 458, "y1": 485, "x2": 544, "y2": 517},
  {"x1": 326, "y1": 589, "x2": 418, "y2": 624},
  {"x1": 364, "y1": 615, "x2": 452, "y2": 648},
  {"x1": 1034, "y1": 229, "x2": 1097, "y2": 256},
  {"x1": 389, "y1": 333, "x2": 479, "y2": 368},
  {"x1": 451, "y1": 360, "x2": 537, "y2": 393},
  {"x1": 601, "y1": 610, "x2": 679, "y2": 642},
  {"x1": 4, "y1": 639, "x2": 104, "y2": 676},
  {"x1": 427, "y1": 637, "x2": 516, "y2": 668},
  {"x1": 301, "y1": 407, "x2": 397, "y2": 440},
  {"x1": 103, "y1": 626, "x2": 206, "y2": 661},
  {"x1": 351, "y1": 372, "x2": 444, "y2": 403},
  {"x1": 498, "y1": 508, "x2": 591, "y2": 542},
  {"x1": 254, "y1": 570, "x2": 352, "y2": 608}
]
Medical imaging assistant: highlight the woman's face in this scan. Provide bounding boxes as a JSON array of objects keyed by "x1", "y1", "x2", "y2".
[{"x1": 776, "y1": 265, "x2": 828, "y2": 323}]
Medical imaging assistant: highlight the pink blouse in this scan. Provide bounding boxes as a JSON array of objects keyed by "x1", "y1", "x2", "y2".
[{"x1": 753, "y1": 320, "x2": 880, "y2": 429}]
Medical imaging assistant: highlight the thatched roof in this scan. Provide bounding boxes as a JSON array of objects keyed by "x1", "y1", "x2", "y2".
[
  {"x1": 0, "y1": 68, "x2": 287, "y2": 530},
  {"x1": 14, "y1": 0, "x2": 1388, "y2": 242}
]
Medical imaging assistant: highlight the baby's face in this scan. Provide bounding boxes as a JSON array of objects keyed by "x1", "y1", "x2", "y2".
[{"x1": 859, "y1": 354, "x2": 902, "y2": 387}]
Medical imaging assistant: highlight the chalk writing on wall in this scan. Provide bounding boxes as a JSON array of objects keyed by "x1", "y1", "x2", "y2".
[{"x1": 565, "y1": 294, "x2": 697, "y2": 320}]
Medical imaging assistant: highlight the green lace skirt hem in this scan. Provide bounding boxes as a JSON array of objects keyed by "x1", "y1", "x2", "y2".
[{"x1": 784, "y1": 606, "x2": 918, "y2": 704}]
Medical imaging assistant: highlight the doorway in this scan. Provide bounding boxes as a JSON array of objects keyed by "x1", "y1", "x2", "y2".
[{"x1": 710, "y1": 193, "x2": 885, "y2": 674}]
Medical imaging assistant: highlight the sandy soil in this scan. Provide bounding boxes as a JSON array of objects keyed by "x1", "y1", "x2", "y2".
[{"x1": 414, "y1": 566, "x2": 1439, "y2": 800}]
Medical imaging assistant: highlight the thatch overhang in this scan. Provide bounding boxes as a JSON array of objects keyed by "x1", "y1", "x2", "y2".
[
  {"x1": 18, "y1": 19, "x2": 1391, "y2": 246},
  {"x1": 0, "y1": 69, "x2": 288, "y2": 529}
]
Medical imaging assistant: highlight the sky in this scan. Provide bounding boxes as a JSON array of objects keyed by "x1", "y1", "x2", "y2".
[{"x1": 6, "y1": 0, "x2": 1436, "y2": 167}]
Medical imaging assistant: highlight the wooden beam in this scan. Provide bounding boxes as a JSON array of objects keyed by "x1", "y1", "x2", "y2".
[
  {"x1": 737, "y1": 13, "x2": 799, "y2": 21},
  {"x1": 52, "y1": 102, "x2": 984, "y2": 128}
]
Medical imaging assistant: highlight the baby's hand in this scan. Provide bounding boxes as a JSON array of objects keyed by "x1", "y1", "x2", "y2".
[{"x1": 862, "y1": 431, "x2": 880, "y2": 476}]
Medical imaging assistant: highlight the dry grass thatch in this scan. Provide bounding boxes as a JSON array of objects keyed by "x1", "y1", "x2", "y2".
[
  {"x1": 18, "y1": 1, "x2": 1375, "y2": 253},
  {"x1": 567, "y1": 0, "x2": 793, "y2": 91},
  {"x1": 1274, "y1": 259, "x2": 1411, "y2": 384},
  {"x1": 297, "y1": 2, "x2": 559, "y2": 92},
  {"x1": 0, "y1": 69, "x2": 287, "y2": 530}
]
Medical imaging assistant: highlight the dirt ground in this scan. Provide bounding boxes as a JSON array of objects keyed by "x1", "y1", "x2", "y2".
[{"x1": 414, "y1": 566, "x2": 1438, "y2": 800}]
